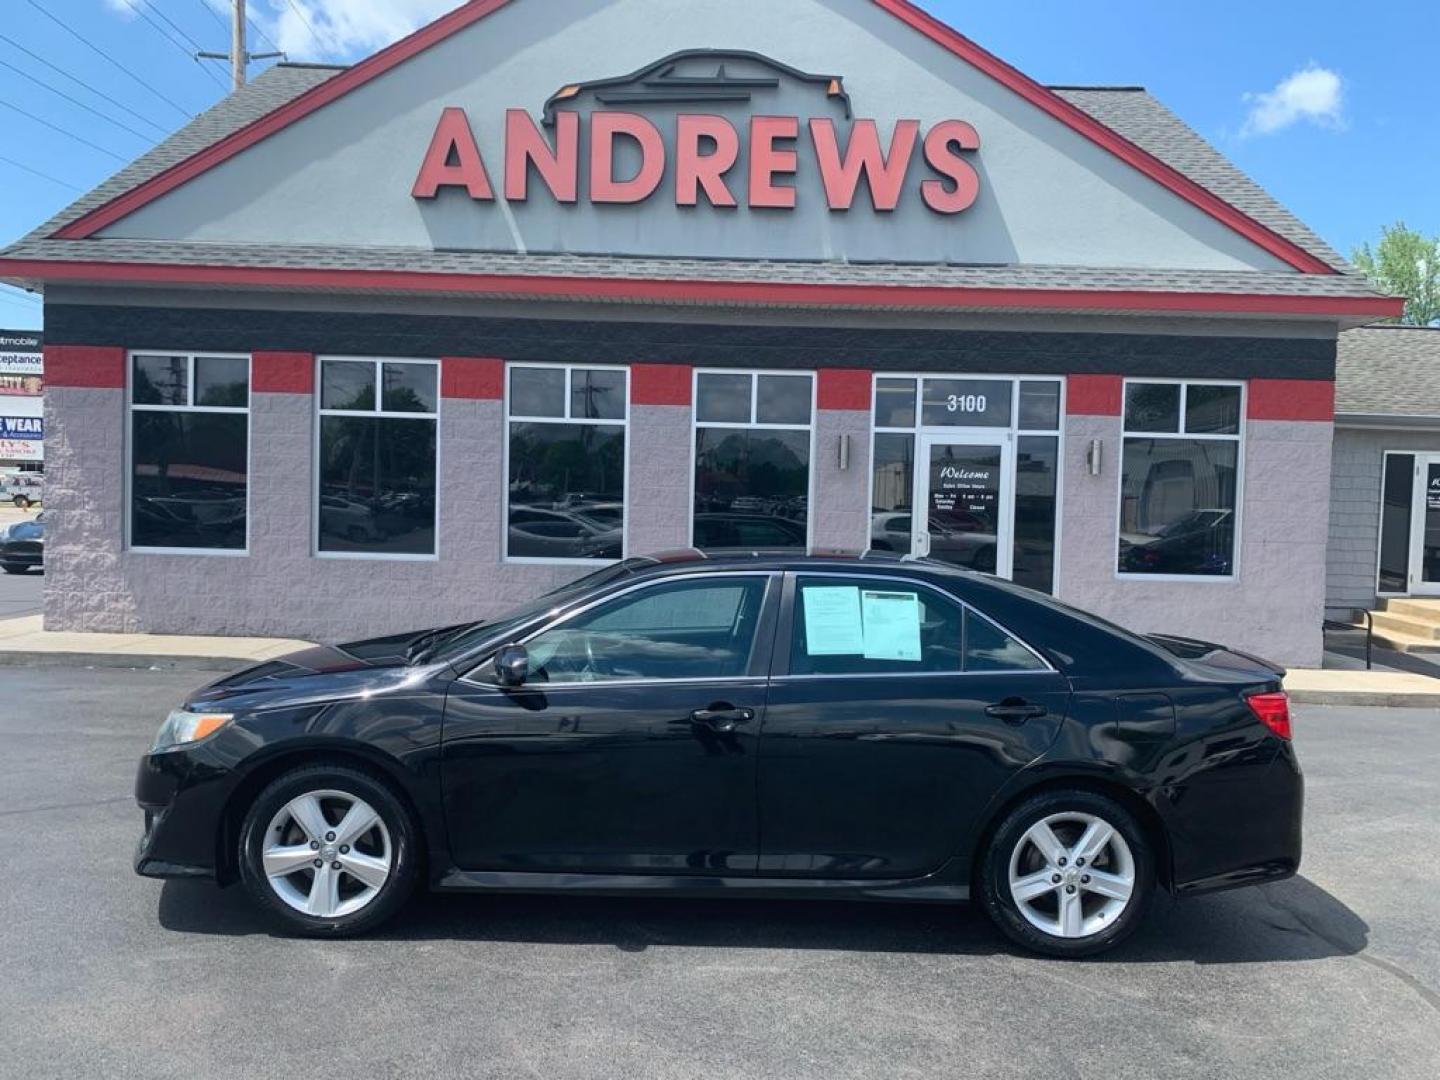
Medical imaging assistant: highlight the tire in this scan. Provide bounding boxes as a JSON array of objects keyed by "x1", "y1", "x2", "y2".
[
  {"x1": 13, "y1": 496, "x2": 29, "y2": 509},
  {"x1": 978, "y1": 788, "x2": 1155, "y2": 958},
  {"x1": 1, "y1": 564, "x2": 26, "y2": 575},
  {"x1": 238, "y1": 763, "x2": 421, "y2": 937}
]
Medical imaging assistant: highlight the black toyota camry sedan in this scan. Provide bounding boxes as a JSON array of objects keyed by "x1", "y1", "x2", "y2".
[{"x1": 134, "y1": 551, "x2": 1300, "y2": 957}]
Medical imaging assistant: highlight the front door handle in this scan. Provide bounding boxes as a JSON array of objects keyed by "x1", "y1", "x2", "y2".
[
  {"x1": 689, "y1": 707, "x2": 755, "y2": 733},
  {"x1": 984, "y1": 699, "x2": 1048, "y2": 725}
]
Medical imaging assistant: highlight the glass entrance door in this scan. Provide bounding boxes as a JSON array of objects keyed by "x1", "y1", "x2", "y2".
[
  {"x1": 1412, "y1": 456, "x2": 1440, "y2": 596},
  {"x1": 912, "y1": 434, "x2": 1013, "y2": 577}
]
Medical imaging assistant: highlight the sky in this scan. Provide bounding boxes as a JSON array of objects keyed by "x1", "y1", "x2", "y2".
[{"x1": 2, "y1": 0, "x2": 1437, "y2": 331}]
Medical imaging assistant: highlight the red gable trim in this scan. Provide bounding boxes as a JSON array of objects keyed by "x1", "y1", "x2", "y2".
[
  {"x1": 47, "y1": 0, "x2": 1332, "y2": 274},
  {"x1": 0, "y1": 259, "x2": 1405, "y2": 319},
  {"x1": 441, "y1": 355, "x2": 504, "y2": 399},
  {"x1": 1248, "y1": 378, "x2": 1334, "y2": 421},
  {"x1": 631, "y1": 363, "x2": 692, "y2": 406},
  {"x1": 253, "y1": 351, "x2": 314, "y2": 394},
  {"x1": 44, "y1": 344, "x2": 124, "y2": 389},
  {"x1": 817, "y1": 368, "x2": 873, "y2": 411},
  {"x1": 1066, "y1": 374, "x2": 1123, "y2": 416}
]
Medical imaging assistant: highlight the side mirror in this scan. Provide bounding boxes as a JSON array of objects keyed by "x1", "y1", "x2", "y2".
[{"x1": 494, "y1": 644, "x2": 529, "y2": 688}]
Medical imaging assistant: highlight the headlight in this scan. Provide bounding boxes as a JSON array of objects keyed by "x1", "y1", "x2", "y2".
[{"x1": 152, "y1": 709, "x2": 234, "y2": 753}]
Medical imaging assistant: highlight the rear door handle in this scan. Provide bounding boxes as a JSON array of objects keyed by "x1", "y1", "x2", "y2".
[
  {"x1": 689, "y1": 707, "x2": 755, "y2": 733},
  {"x1": 985, "y1": 700, "x2": 1048, "y2": 725}
]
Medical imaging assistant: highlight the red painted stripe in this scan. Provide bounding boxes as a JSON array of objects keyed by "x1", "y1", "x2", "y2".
[
  {"x1": 870, "y1": 0, "x2": 1335, "y2": 274},
  {"x1": 441, "y1": 356, "x2": 504, "y2": 399},
  {"x1": 0, "y1": 260, "x2": 1406, "y2": 318},
  {"x1": 252, "y1": 351, "x2": 314, "y2": 394},
  {"x1": 45, "y1": 0, "x2": 1332, "y2": 275},
  {"x1": 1248, "y1": 378, "x2": 1334, "y2": 421},
  {"x1": 631, "y1": 363, "x2": 692, "y2": 406},
  {"x1": 817, "y1": 368, "x2": 872, "y2": 411},
  {"x1": 44, "y1": 344, "x2": 124, "y2": 388},
  {"x1": 1066, "y1": 374, "x2": 1123, "y2": 416}
]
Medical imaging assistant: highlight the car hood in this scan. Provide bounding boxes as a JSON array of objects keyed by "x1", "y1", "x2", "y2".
[{"x1": 186, "y1": 628, "x2": 456, "y2": 712}]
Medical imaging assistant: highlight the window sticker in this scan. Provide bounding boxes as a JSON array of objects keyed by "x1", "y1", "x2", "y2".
[
  {"x1": 861, "y1": 590, "x2": 923, "y2": 662},
  {"x1": 802, "y1": 586, "x2": 865, "y2": 655}
]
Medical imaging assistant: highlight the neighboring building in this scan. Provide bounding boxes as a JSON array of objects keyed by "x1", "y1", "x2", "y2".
[
  {"x1": 0, "y1": 0, "x2": 1401, "y2": 664},
  {"x1": 1327, "y1": 326, "x2": 1440, "y2": 645},
  {"x1": 0, "y1": 329, "x2": 43, "y2": 471}
]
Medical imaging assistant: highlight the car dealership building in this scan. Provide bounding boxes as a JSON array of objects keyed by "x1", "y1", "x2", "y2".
[{"x1": 0, "y1": 0, "x2": 1402, "y2": 666}]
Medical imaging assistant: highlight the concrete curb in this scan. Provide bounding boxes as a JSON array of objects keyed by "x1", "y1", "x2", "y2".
[
  {"x1": 0, "y1": 651, "x2": 251, "y2": 673},
  {"x1": 1289, "y1": 689, "x2": 1440, "y2": 708}
]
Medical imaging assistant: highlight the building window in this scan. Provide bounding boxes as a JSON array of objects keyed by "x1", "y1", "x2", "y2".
[
  {"x1": 693, "y1": 370, "x2": 813, "y2": 551},
  {"x1": 870, "y1": 376, "x2": 1062, "y2": 592},
  {"x1": 128, "y1": 352, "x2": 250, "y2": 552},
  {"x1": 1118, "y1": 380, "x2": 1243, "y2": 578},
  {"x1": 317, "y1": 357, "x2": 439, "y2": 557},
  {"x1": 506, "y1": 364, "x2": 627, "y2": 562}
]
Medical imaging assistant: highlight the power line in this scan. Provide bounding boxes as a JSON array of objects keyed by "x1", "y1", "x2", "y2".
[
  {"x1": 0, "y1": 152, "x2": 85, "y2": 192},
  {"x1": 285, "y1": 0, "x2": 322, "y2": 49},
  {"x1": 24, "y1": 0, "x2": 195, "y2": 121},
  {"x1": 0, "y1": 56, "x2": 159, "y2": 145},
  {"x1": 0, "y1": 30, "x2": 170, "y2": 137},
  {"x1": 112, "y1": 0, "x2": 230, "y2": 92},
  {"x1": 194, "y1": 0, "x2": 283, "y2": 56},
  {"x1": 0, "y1": 98, "x2": 129, "y2": 162}
]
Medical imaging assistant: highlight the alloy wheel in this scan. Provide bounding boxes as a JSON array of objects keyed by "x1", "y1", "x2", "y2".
[
  {"x1": 1007, "y1": 810, "x2": 1135, "y2": 939},
  {"x1": 261, "y1": 789, "x2": 392, "y2": 918}
]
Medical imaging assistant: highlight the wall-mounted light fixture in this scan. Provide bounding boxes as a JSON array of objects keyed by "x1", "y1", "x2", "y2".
[
  {"x1": 838, "y1": 433, "x2": 851, "y2": 471},
  {"x1": 1086, "y1": 438, "x2": 1103, "y2": 477}
]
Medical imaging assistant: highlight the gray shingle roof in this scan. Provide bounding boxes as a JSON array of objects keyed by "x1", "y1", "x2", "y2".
[
  {"x1": 0, "y1": 67, "x2": 1383, "y2": 309},
  {"x1": 1337, "y1": 326, "x2": 1440, "y2": 417}
]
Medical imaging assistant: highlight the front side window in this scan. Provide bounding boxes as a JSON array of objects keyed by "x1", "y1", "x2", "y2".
[
  {"x1": 1118, "y1": 381, "x2": 1242, "y2": 577},
  {"x1": 317, "y1": 358, "x2": 438, "y2": 557},
  {"x1": 788, "y1": 576, "x2": 1047, "y2": 676},
  {"x1": 694, "y1": 371, "x2": 812, "y2": 552},
  {"x1": 129, "y1": 352, "x2": 249, "y2": 551},
  {"x1": 512, "y1": 576, "x2": 769, "y2": 683},
  {"x1": 507, "y1": 365, "x2": 627, "y2": 561}
]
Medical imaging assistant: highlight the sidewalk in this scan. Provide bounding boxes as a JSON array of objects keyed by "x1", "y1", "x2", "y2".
[
  {"x1": 0, "y1": 615, "x2": 313, "y2": 672},
  {"x1": 1284, "y1": 668, "x2": 1440, "y2": 708}
]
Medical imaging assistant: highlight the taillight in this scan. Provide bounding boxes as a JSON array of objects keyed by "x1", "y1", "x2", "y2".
[{"x1": 1245, "y1": 690, "x2": 1292, "y2": 740}]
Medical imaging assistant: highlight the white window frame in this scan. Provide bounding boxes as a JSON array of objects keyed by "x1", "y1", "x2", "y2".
[
  {"x1": 689, "y1": 368, "x2": 818, "y2": 552},
  {"x1": 1116, "y1": 377, "x2": 1246, "y2": 583},
  {"x1": 504, "y1": 362, "x2": 630, "y2": 566},
  {"x1": 125, "y1": 350, "x2": 252, "y2": 557},
  {"x1": 314, "y1": 355, "x2": 441, "y2": 562},
  {"x1": 867, "y1": 373, "x2": 1066, "y2": 592}
]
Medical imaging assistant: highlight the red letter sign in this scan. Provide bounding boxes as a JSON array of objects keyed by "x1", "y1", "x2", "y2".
[
  {"x1": 809, "y1": 118, "x2": 919, "y2": 211},
  {"x1": 675, "y1": 114, "x2": 739, "y2": 207},
  {"x1": 749, "y1": 116, "x2": 799, "y2": 209},
  {"x1": 590, "y1": 112, "x2": 665, "y2": 204},
  {"x1": 921, "y1": 120, "x2": 981, "y2": 214},
  {"x1": 412, "y1": 107, "x2": 493, "y2": 200},
  {"x1": 505, "y1": 109, "x2": 579, "y2": 203}
]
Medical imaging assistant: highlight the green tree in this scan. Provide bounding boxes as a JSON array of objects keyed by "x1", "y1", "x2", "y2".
[{"x1": 1352, "y1": 222, "x2": 1440, "y2": 326}]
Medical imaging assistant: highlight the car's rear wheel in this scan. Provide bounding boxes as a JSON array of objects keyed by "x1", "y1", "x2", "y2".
[
  {"x1": 238, "y1": 764, "x2": 420, "y2": 937},
  {"x1": 13, "y1": 496, "x2": 30, "y2": 509},
  {"x1": 978, "y1": 789, "x2": 1154, "y2": 958}
]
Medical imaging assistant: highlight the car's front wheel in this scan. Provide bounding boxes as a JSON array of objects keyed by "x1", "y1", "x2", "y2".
[
  {"x1": 978, "y1": 788, "x2": 1154, "y2": 958},
  {"x1": 238, "y1": 763, "x2": 421, "y2": 937}
]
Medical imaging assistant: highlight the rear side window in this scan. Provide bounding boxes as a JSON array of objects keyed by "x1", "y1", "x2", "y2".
[{"x1": 789, "y1": 576, "x2": 1047, "y2": 676}]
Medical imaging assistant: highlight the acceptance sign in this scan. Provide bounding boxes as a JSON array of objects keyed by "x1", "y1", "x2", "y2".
[{"x1": 412, "y1": 109, "x2": 982, "y2": 214}]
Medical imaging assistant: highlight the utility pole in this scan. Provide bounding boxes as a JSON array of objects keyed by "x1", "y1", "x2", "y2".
[{"x1": 199, "y1": 0, "x2": 284, "y2": 92}]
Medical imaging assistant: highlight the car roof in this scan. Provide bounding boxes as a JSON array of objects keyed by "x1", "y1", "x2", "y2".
[{"x1": 615, "y1": 548, "x2": 974, "y2": 578}]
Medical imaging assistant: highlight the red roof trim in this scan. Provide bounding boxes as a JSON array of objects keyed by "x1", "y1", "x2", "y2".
[
  {"x1": 0, "y1": 258, "x2": 1404, "y2": 318},
  {"x1": 49, "y1": 0, "x2": 1334, "y2": 274}
]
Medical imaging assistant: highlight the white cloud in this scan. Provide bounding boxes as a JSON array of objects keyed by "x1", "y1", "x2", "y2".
[
  {"x1": 101, "y1": 0, "x2": 138, "y2": 16},
  {"x1": 253, "y1": 0, "x2": 463, "y2": 61},
  {"x1": 1241, "y1": 64, "x2": 1345, "y2": 137}
]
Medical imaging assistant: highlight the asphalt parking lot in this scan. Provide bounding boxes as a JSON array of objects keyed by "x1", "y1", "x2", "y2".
[{"x1": 0, "y1": 666, "x2": 1436, "y2": 1080}]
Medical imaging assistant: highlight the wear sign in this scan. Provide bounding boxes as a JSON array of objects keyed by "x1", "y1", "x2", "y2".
[{"x1": 0, "y1": 416, "x2": 43, "y2": 440}]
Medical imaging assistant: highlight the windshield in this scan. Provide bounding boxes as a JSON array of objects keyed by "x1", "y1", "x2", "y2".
[{"x1": 421, "y1": 558, "x2": 655, "y2": 663}]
